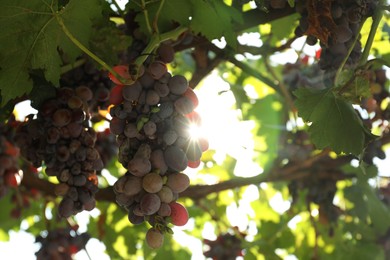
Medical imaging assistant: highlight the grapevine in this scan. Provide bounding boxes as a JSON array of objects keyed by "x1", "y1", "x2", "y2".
[{"x1": 0, "y1": 0, "x2": 389, "y2": 259}]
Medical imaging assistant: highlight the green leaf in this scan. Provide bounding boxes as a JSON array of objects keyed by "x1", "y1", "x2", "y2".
[
  {"x1": 270, "y1": 13, "x2": 299, "y2": 43},
  {"x1": 190, "y1": 0, "x2": 242, "y2": 47},
  {"x1": 128, "y1": 0, "x2": 242, "y2": 47},
  {"x1": 294, "y1": 88, "x2": 376, "y2": 155},
  {"x1": 0, "y1": 0, "x2": 102, "y2": 105}
]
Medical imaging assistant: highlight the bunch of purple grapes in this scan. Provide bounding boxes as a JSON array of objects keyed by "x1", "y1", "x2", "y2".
[
  {"x1": 108, "y1": 43, "x2": 208, "y2": 248},
  {"x1": 294, "y1": 0, "x2": 378, "y2": 79},
  {"x1": 15, "y1": 86, "x2": 103, "y2": 218},
  {"x1": 35, "y1": 227, "x2": 90, "y2": 260}
]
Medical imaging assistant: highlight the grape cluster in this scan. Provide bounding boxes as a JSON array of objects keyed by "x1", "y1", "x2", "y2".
[
  {"x1": 203, "y1": 231, "x2": 245, "y2": 260},
  {"x1": 0, "y1": 120, "x2": 22, "y2": 198},
  {"x1": 15, "y1": 86, "x2": 103, "y2": 218},
  {"x1": 294, "y1": 0, "x2": 378, "y2": 79},
  {"x1": 35, "y1": 227, "x2": 90, "y2": 260},
  {"x1": 108, "y1": 44, "x2": 208, "y2": 248}
]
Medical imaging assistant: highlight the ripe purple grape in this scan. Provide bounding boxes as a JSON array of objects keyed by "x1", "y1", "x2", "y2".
[{"x1": 140, "y1": 193, "x2": 161, "y2": 215}]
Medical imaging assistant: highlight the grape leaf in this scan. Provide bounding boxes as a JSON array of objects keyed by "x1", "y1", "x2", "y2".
[
  {"x1": 270, "y1": 13, "x2": 299, "y2": 44},
  {"x1": 128, "y1": 0, "x2": 242, "y2": 47},
  {"x1": 294, "y1": 88, "x2": 376, "y2": 155},
  {"x1": 128, "y1": 0, "x2": 192, "y2": 35},
  {"x1": 0, "y1": 0, "x2": 102, "y2": 106},
  {"x1": 190, "y1": 0, "x2": 242, "y2": 47}
]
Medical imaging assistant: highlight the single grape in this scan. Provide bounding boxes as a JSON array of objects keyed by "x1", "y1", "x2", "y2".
[
  {"x1": 169, "y1": 202, "x2": 189, "y2": 226},
  {"x1": 187, "y1": 159, "x2": 201, "y2": 168},
  {"x1": 150, "y1": 149, "x2": 168, "y2": 175},
  {"x1": 142, "y1": 172, "x2": 163, "y2": 193},
  {"x1": 146, "y1": 89, "x2": 160, "y2": 105},
  {"x1": 128, "y1": 206, "x2": 145, "y2": 225},
  {"x1": 157, "y1": 186, "x2": 174, "y2": 203},
  {"x1": 174, "y1": 96, "x2": 195, "y2": 115},
  {"x1": 148, "y1": 61, "x2": 167, "y2": 80},
  {"x1": 143, "y1": 121, "x2": 157, "y2": 136},
  {"x1": 109, "y1": 85, "x2": 124, "y2": 105},
  {"x1": 157, "y1": 44, "x2": 175, "y2": 63},
  {"x1": 58, "y1": 197, "x2": 75, "y2": 218},
  {"x1": 162, "y1": 129, "x2": 178, "y2": 146},
  {"x1": 164, "y1": 145, "x2": 188, "y2": 172},
  {"x1": 183, "y1": 87, "x2": 199, "y2": 108},
  {"x1": 166, "y1": 173, "x2": 190, "y2": 193},
  {"x1": 154, "y1": 81, "x2": 170, "y2": 97},
  {"x1": 157, "y1": 202, "x2": 172, "y2": 217},
  {"x1": 168, "y1": 75, "x2": 188, "y2": 95},
  {"x1": 122, "y1": 82, "x2": 142, "y2": 101},
  {"x1": 67, "y1": 95, "x2": 83, "y2": 109},
  {"x1": 140, "y1": 193, "x2": 161, "y2": 215},
  {"x1": 110, "y1": 117, "x2": 126, "y2": 135},
  {"x1": 123, "y1": 175, "x2": 143, "y2": 196},
  {"x1": 145, "y1": 228, "x2": 164, "y2": 249},
  {"x1": 52, "y1": 109, "x2": 72, "y2": 127},
  {"x1": 128, "y1": 157, "x2": 151, "y2": 177}
]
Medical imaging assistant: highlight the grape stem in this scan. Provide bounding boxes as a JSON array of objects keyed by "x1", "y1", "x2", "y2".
[
  {"x1": 134, "y1": 26, "x2": 189, "y2": 69},
  {"x1": 141, "y1": 0, "x2": 153, "y2": 34},
  {"x1": 153, "y1": 0, "x2": 165, "y2": 33},
  {"x1": 60, "y1": 58, "x2": 86, "y2": 75},
  {"x1": 358, "y1": 8, "x2": 384, "y2": 67},
  {"x1": 334, "y1": 21, "x2": 365, "y2": 87},
  {"x1": 53, "y1": 12, "x2": 123, "y2": 83}
]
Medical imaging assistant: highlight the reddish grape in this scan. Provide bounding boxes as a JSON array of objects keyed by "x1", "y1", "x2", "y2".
[
  {"x1": 169, "y1": 202, "x2": 189, "y2": 226},
  {"x1": 108, "y1": 65, "x2": 131, "y2": 85},
  {"x1": 109, "y1": 85, "x2": 124, "y2": 105},
  {"x1": 187, "y1": 159, "x2": 201, "y2": 168}
]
